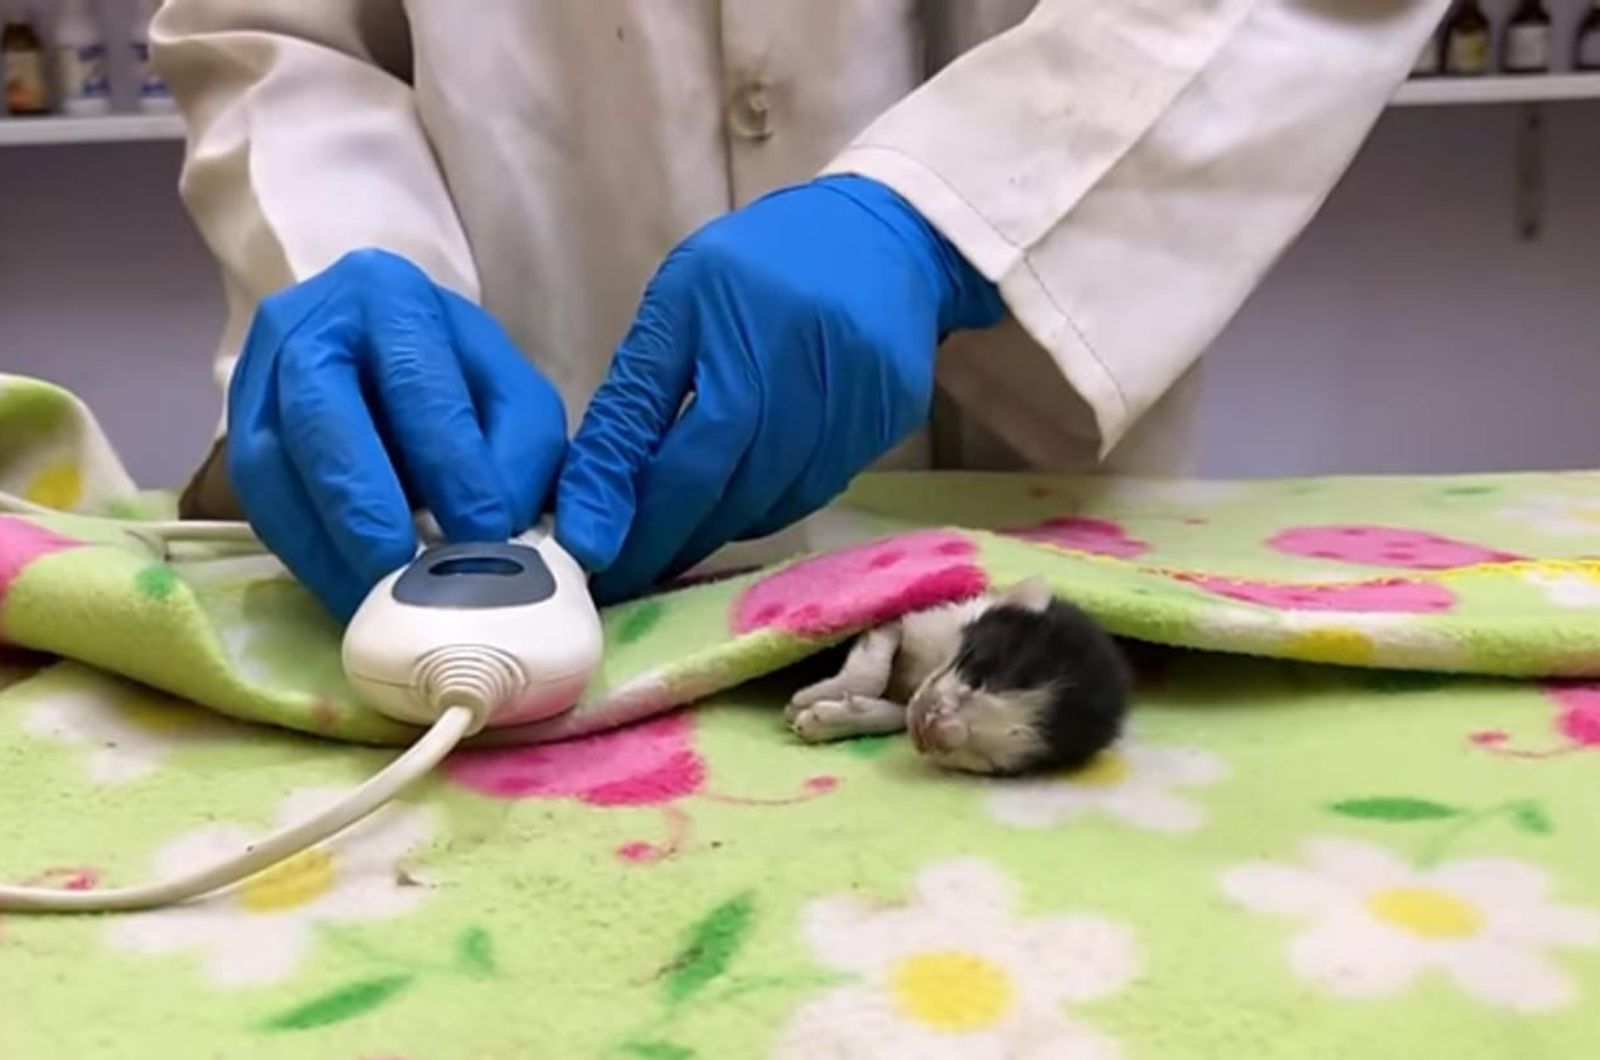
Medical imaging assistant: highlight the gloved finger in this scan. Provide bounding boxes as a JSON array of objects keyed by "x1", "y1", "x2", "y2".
[
  {"x1": 662, "y1": 377, "x2": 822, "y2": 578},
  {"x1": 555, "y1": 285, "x2": 700, "y2": 574},
  {"x1": 228, "y1": 364, "x2": 378, "y2": 622},
  {"x1": 440, "y1": 289, "x2": 567, "y2": 534},
  {"x1": 274, "y1": 313, "x2": 420, "y2": 590},
  {"x1": 588, "y1": 358, "x2": 759, "y2": 603},
  {"x1": 226, "y1": 293, "x2": 380, "y2": 618},
  {"x1": 234, "y1": 433, "x2": 377, "y2": 622},
  {"x1": 362, "y1": 279, "x2": 512, "y2": 545}
]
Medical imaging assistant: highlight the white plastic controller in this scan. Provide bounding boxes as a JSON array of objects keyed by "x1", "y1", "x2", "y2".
[{"x1": 344, "y1": 520, "x2": 604, "y2": 731}]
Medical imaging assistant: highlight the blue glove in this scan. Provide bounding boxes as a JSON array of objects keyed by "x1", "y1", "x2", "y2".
[
  {"x1": 228, "y1": 248, "x2": 567, "y2": 620},
  {"x1": 556, "y1": 174, "x2": 1003, "y2": 603}
]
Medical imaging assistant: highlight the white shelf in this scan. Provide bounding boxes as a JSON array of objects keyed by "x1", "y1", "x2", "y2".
[
  {"x1": 1392, "y1": 73, "x2": 1600, "y2": 107},
  {"x1": 0, "y1": 112, "x2": 183, "y2": 146},
  {"x1": 1, "y1": 74, "x2": 1597, "y2": 145}
]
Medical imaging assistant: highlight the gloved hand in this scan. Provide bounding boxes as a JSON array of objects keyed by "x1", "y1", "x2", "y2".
[
  {"x1": 556, "y1": 174, "x2": 1003, "y2": 603},
  {"x1": 228, "y1": 248, "x2": 567, "y2": 620}
]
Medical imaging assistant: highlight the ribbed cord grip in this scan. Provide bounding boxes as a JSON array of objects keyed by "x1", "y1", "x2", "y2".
[{"x1": 412, "y1": 646, "x2": 526, "y2": 729}]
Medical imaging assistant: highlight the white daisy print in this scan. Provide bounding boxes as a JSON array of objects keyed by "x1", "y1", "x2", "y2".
[
  {"x1": 1221, "y1": 837, "x2": 1600, "y2": 1012},
  {"x1": 1497, "y1": 495, "x2": 1600, "y2": 537},
  {"x1": 1199, "y1": 607, "x2": 1464, "y2": 669},
  {"x1": 986, "y1": 741, "x2": 1226, "y2": 834},
  {"x1": 105, "y1": 788, "x2": 434, "y2": 987},
  {"x1": 775, "y1": 859, "x2": 1139, "y2": 1060},
  {"x1": 1523, "y1": 569, "x2": 1600, "y2": 610},
  {"x1": 23, "y1": 675, "x2": 239, "y2": 784}
]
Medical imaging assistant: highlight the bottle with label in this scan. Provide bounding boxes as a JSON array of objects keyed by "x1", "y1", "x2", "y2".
[
  {"x1": 2, "y1": 5, "x2": 49, "y2": 115},
  {"x1": 1501, "y1": 0, "x2": 1552, "y2": 75},
  {"x1": 130, "y1": 0, "x2": 175, "y2": 113},
  {"x1": 54, "y1": 0, "x2": 110, "y2": 116},
  {"x1": 1577, "y1": 1, "x2": 1600, "y2": 72},
  {"x1": 1443, "y1": 0, "x2": 1492, "y2": 76}
]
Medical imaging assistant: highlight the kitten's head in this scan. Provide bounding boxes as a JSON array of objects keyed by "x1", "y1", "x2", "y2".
[{"x1": 906, "y1": 578, "x2": 1130, "y2": 776}]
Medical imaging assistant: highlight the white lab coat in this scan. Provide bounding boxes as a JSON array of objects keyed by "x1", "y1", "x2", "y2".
[{"x1": 153, "y1": 0, "x2": 1445, "y2": 517}]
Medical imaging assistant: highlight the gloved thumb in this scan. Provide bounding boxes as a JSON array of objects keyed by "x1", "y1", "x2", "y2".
[{"x1": 555, "y1": 289, "x2": 696, "y2": 573}]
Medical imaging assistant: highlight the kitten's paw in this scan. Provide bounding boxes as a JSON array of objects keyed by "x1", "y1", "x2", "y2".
[
  {"x1": 790, "y1": 696, "x2": 906, "y2": 743},
  {"x1": 784, "y1": 694, "x2": 819, "y2": 724},
  {"x1": 789, "y1": 698, "x2": 855, "y2": 743},
  {"x1": 785, "y1": 681, "x2": 846, "y2": 718}
]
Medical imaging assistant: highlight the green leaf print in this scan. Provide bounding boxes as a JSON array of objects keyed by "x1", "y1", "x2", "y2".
[
  {"x1": 617, "y1": 599, "x2": 668, "y2": 646},
  {"x1": 845, "y1": 734, "x2": 895, "y2": 759},
  {"x1": 664, "y1": 892, "x2": 755, "y2": 1004},
  {"x1": 261, "y1": 975, "x2": 414, "y2": 1031},
  {"x1": 1512, "y1": 802, "x2": 1554, "y2": 835},
  {"x1": 134, "y1": 564, "x2": 179, "y2": 601},
  {"x1": 456, "y1": 926, "x2": 497, "y2": 977},
  {"x1": 622, "y1": 1041, "x2": 696, "y2": 1060},
  {"x1": 1328, "y1": 797, "x2": 1462, "y2": 822}
]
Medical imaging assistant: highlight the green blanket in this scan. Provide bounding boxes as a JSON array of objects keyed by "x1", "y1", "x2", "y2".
[{"x1": 3, "y1": 373, "x2": 1599, "y2": 1058}]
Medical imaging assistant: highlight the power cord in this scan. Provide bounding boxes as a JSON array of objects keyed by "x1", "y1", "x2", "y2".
[
  {"x1": 0, "y1": 678, "x2": 490, "y2": 912},
  {"x1": 0, "y1": 490, "x2": 505, "y2": 914}
]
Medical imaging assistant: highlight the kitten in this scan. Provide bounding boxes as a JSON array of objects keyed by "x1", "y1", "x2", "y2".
[{"x1": 784, "y1": 578, "x2": 1130, "y2": 776}]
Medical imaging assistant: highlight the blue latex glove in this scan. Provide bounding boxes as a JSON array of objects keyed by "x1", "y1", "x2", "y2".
[
  {"x1": 556, "y1": 174, "x2": 1003, "y2": 603},
  {"x1": 228, "y1": 248, "x2": 567, "y2": 620}
]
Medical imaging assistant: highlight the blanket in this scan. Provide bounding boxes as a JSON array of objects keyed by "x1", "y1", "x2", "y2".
[
  {"x1": 2, "y1": 373, "x2": 1599, "y2": 1058},
  {"x1": 3, "y1": 374, "x2": 1600, "y2": 748}
]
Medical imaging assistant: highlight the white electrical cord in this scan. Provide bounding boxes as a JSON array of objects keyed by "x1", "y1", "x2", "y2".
[
  {"x1": 0, "y1": 488, "x2": 263, "y2": 557},
  {"x1": 0, "y1": 489, "x2": 497, "y2": 913},
  {"x1": 0, "y1": 701, "x2": 482, "y2": 913}
]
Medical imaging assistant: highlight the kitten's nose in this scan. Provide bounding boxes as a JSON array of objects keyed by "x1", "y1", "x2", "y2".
[
  {"x1": 930, "y1": 716, "x2": 970, "y2": 751},
  {"x1": 912, "y1": 712, "x2": 969, "y2": 754}
]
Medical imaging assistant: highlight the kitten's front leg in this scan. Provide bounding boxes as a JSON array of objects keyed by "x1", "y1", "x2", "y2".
[
  {"x1": 786, "y1": 624, "x2": 909, "y2": 742},
  {"x1": 785, "y1": 623, "x2": 901, "y2": 719}
]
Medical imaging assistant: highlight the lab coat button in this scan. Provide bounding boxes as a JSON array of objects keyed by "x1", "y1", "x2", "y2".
[{"x1": 728, "y1": 82, "x2": 773, "y2": 141}]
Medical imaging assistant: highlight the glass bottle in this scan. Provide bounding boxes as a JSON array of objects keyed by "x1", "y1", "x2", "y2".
[
  {"x1": 1443, "y1": 0, "x2": 1492, "y2": 77},
  {"x1": 1501, "y1": 0, "x2": 1553, "y2": 75},
  {"x1": 1576, "y1": 1, "x2": 1600, "y2": 72},
  {"x1": 2, "y1": 5, "x2": 49, "y2": 116}
]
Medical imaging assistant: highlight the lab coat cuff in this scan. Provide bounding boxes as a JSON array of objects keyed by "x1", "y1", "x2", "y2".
[{"x1": 823, "y1": 146, "x2": 1130, "y2": 457}]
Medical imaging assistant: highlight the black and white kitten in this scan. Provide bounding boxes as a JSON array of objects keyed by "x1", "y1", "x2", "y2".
[{"x1": 785, "y1": 578, "x2": 1130, "y2": 776}]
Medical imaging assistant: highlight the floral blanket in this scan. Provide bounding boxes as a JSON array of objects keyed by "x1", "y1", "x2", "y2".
[{"x1": 3, "y1": 373, "x2": 1600, "y2": 1057}]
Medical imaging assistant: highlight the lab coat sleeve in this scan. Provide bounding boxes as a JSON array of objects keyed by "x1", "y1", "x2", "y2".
[
  {"x1": 151, "y1": 0, "x2": 482, "y2": 515},
  {"x1": 823, "y1": 0, "x2": 1448, "y2": 466}
]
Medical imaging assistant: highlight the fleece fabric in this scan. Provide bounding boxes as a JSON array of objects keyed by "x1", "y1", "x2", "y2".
[{"x1": 2, "y1": 372, "x2": 1599, "y2": 1058}]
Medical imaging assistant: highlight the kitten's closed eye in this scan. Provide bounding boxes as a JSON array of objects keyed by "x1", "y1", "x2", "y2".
[{"x1": 913, "y1": 596, "x2": 1129, "y2": 776}]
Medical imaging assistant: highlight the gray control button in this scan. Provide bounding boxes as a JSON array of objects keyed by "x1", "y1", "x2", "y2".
[{"x1": 392, "y1": 542, "x2": 556, "y2": 609}]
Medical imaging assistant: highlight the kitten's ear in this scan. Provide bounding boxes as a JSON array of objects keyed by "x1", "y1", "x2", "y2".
[{"x1": 1000, "y1": 576, "x2": 1053, "y2": 613}]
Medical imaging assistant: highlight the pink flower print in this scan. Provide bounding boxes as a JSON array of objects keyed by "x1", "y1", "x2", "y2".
[
  {"x1": 445, "y1": 713, "x2": 836, "y2": 864},
  {"x1": 1181, "y1": 574, "x2": 1456, "y2": 613},
  {"x1": 1003, "y1": 516, "x2": 1150, "y2": 559},
  {"x1": 1269, "y1": 526, "x2": 1521, "y2": 571},
  {"x1": 732, "y1": 531, "x2": 986, "y2": 637},
  {"x1": 447, "y1": 713, "x2": 704, "y2": 807},
  {"x1": 1559, "y1": 689, "x2": 1600, "y2": 746},
  {"x1": 1472, "y1": 684, "x2": 1600, "y2": 760},
  {"x1": 0, "y1": 516, "x2": 81, "y2": 615}
]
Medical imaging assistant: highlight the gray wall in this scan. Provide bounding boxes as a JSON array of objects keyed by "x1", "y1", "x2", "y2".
[{"x1": 2, "y1": 0, "x2": 1597, "y2": 487}]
